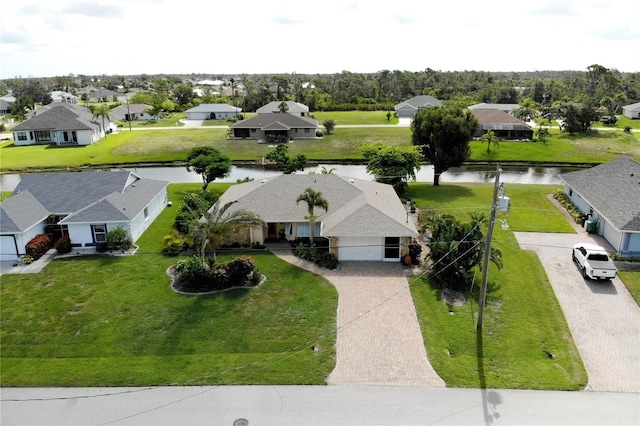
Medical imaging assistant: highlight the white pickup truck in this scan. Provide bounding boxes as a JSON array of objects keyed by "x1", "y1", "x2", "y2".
[{"x1": 572, "y1": 243, "x2": 618, "y2": 280}]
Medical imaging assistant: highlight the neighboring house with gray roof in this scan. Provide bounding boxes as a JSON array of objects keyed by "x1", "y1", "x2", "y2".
[
  {"x1": 622, "y1": 102, "x2": 640, "y2": 119},
  {"x1": 1, "y1": 97, "x2": 15, "y2": 115},
  {"x1": 470, "y1": 108, "x2": 533, "y2": 140},
  {"x1": 230, "y1": 113, "x2": 319, "y2": 142},
  {"x1": 256, "y1": 101, "x2": 309, "y2": 117},
  {"x1": 559, "y1": 156, "x2": 640, "y2": 255},
  {"x1": 109, "y1": 103, "x2": 154, "y2": 121},
  {"x1": 216, "y1": 174, "x2": 419, "y2": 262},
  {"x1": 468, "y1": 103, "x2": 520, "y2": 115},
  {"x1": 50, "y1": 91, "x2": 78, "y2": 104},
  {"x1": 185, "y1": 104, "x2": 241, "y2": 120},
  {"x1": 78, "y1": 88, "x2": 120, "y2": 102},
  {"x1": 12, "y1": 102, "x2": 106, "y2": 146},
  {"x1": 0, "y1": 171, "x2": 169, "y2": 261},
  {"x1": 394, "y1": 95, "x2": 443, "y2": 118}
]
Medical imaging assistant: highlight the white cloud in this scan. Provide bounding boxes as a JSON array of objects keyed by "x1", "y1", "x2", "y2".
[{"x1": 1, "y1": 0, "x2": 638, "y2": 79}]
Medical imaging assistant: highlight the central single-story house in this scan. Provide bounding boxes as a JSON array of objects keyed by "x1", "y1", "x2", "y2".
[
  {"x1": 109, "y1": 103, "x2": 154, "y2": 121},
  {"x1": 185, "y1": 104, "x2": 241, "y2": 120},
  {"x1": 256, "y1": 101, "x2": 309, "y2": 117},
  {"x1": 559, "y1": 156, "x2": 640, "y2": 256},
  {"x1": 622, "y1": 102, "x2": 640, "y2": 119},
  {"x1": 50, "y1": 91, "x2": 78, "y2": 104},
  {"x1": 0, "y1": 171, "x2": 169, "y2": 261},
  {"x1": 230, "y1": 113, "x2": 319, "y2": 141},
  {"x1": 468, "y1": 103, "x2": 520, "y2": 115},
  {"x1": 216, "y1": 174, "x2": 419, "y2": 262},
  {"x1": 11, "y1": 102, "x2": 106, "y2": 145},
  {"x1": 470, "y1": 108, "x2": 533, "y2": 140},
  {"x1": 394, "y1": 95, "x2": 443, "y2": 118}
]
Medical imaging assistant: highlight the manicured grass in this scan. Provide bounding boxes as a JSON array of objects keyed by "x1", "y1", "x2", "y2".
[
  {"x1": 615, "y1": 116, "x2": 640, "y2": 130},
  {"x1": 407, "y1": 183, "x2": 588, "y2": 389},
  {"x1": 123, "y1": 113, "x2": 186, "y2": 128},
  {"x1": 619, "y1": 271, "x2": 640, "y2": 306},
  {"x1": 0, "y1": 183, "x2": 338, "y2": 386},
  {"x1": 312, "y1": 110, "x2": 399, "y2": 125}
]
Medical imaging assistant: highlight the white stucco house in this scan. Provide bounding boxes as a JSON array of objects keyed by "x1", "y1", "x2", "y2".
[
  {"x1": 11, "y1": 102, "x2": 106, "y2": 146},
  {"x1": 216, "y1": 174, "x2": 419, "y2": 262},
  {"x1": 0, "y1": 171, "x2": 169, "y2": 261},
  {"x1": 256, "y1": 101, "x2": 309, "y2": 117},
  {"x1": 394, "y1": 95, "x2": 443, "y2": 118},
  {"x1": 559, "y1": 156, "x2": 640, "y2": 256},
  {"x1": 230, "y1": 113, "x2": 319, "y2": 141},
  {"x1": 185, "y1": 104, "x2": 241, "y2": 120},
  {"x1": 622, "y1": 102, "x2": 640, "y2": 119},
  {"x1": 109, "y1": 103, "x2": 154, "y2": 121}
]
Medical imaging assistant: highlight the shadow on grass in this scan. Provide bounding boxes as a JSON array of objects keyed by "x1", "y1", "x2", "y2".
[{"x1": 477, "y1": 330, "x2": 503, "y2": 425}]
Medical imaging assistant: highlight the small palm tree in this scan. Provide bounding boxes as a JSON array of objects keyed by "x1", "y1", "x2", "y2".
[
  {"x1": 320, "y1": 166, "x2": 336, "y2": 174},
  {"x1": 278, "y1": 101, "x2": 289, "y2": 113},
  {"x1": 296, "y1": 187, "x2": 329, "y2": 245},
  {"x1": 480, "y1": 130, "x2": 500, "y2": 153},
  {"x1": 188, "y1": 197, "x2": 265, "y2": 265},
  {"x1": 91, "y1": 104, "x2": 113, "y2": 136}
]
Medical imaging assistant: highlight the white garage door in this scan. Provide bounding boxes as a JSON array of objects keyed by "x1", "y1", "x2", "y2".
[
  {"x1": 0, "y1": 235, "x2": 20, "y2": 261},
  {"x1": 338, "y1": 236, "x2": 383, "y2": 261}
]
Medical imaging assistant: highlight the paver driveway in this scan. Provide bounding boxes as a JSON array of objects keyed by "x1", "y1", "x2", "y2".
[
  {"x1": 271, "y1": 248, "x2": 445, "y2": 387},
  {"x1": 515, "y1": 231, "x2": 640, "y2": 392}
]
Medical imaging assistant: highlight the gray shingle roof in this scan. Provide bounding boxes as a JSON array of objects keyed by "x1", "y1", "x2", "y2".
[
  {"x1": 8, "y1": 171, "x2": 169, "y2": 225},
  {"x1": 0, "y1": 190, "x2": 50, "y2": 233},
  {"x1": 256, "y1": 101, "x2": 309, "y2": 114},
  {"x1": 13, "y1": 102, "x2": 100, "y2": 132},
  {"x1": 109, "y1": 103, "x2": 152, "y2": 115},
  {"x1": 185, "y1": 103, "x2": 240, "y2": 113},
  {"x1": 217, "y1": 174, "x2": 418, "y2": 237},
  {"x1": 468, "y1": 103, "x2": 520, "y2": 113},
  {"x1": 622, "y1": 102, "x2": 640, "y2": 112},
  {"x1": 395, "y1": 95, "x2": 443, "y2": 111},
  {"x1": 231, "y1": 113, "x2": 318, "y2": 129},
  {"x1": 559, "y1": 156, "x2": 640, "y2": 231}
]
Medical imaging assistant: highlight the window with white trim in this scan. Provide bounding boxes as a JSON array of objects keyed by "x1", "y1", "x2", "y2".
[{"x1": 91, "y1": 224, "x2": 107, "y2": 243}]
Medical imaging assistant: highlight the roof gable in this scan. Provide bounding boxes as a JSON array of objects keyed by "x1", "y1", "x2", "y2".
[
  {"x1": 395, "y1": 95, "x2": 443, "y2": 110},
  {"x1": 256, "y1": 101, "x2": 309, "y2": 114},
  {"x1": 0, "y1": 190, "x2": 50, "y2": 233},
  {"x1": 560, "y1": 156, "x2": 640, "y2": 231},
  {"x1": 14, "y1": 103, "x2": 100, "y2": 132}
]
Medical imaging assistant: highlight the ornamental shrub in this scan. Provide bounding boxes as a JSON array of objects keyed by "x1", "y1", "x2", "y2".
[
  {"x1": 25, "y1": 234, "x2": 53, "y2": 260},
  {"x1": 54, "y1": 235, "x2": 72, "y2": 254},
  {"x1": 175, "y1": 256, "x2": 211, "y2": 291},
  {"x1": 226, "y1": 256, "x2": 257, "y2": 285},
  {"x1": 106, "y1": 225, "x2": 133, "y2": 251}
]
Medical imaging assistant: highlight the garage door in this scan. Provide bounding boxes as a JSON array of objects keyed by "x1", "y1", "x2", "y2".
[
  {"x1": 396, "y1": 109, "x2": 414, "y2": 118},
  {"x1": 338, "y1": 236, "x2": 383, "y2": 261},
  {"x1": 0, "y1": 235, "x2": 20, "y2": 261}
]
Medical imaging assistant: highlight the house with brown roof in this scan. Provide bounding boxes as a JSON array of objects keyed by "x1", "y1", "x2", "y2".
[
  {"x1": 216, "y1": 174, "x2": 419, "y2": 262},
  {"x1": 559, "y1": 156, "x2": 640, "y2": 255},
  {"x1": 470, "y1": 108, "x2": 533, "y2": 140},
  {"x1": 230, "y1": 113, "x2": 319, "y2": 142}
]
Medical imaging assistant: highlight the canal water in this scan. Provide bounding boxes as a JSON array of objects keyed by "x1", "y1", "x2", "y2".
[{"x1": 0, "y1": 164, "x2": 571, "y2": 192}]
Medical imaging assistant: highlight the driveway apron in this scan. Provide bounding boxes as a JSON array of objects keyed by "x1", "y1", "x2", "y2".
[
  {"x1": 514, "y1": 231, "x2": 640, "y2": 392},
  {"x1": 270, "y1": 249, "x2": 445, "y2": 387}
]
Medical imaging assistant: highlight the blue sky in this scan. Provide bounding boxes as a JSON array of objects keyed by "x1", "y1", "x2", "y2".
[{"x1": 1, "y1": 0, "x2": 639, "y2": 79}]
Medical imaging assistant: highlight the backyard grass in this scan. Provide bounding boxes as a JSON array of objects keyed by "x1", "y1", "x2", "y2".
[
  {"x1": 123, "y1": 112, "x2": 186, "y2": 128},
  {"x1": 619, "y1": 271, "x2": 640, "y2": 306},
  {"x1": 312, "y1": 110, "x2": 399, "y2": 125},
  {"x1": 0, "y1": 183, "x2": 338, "y2": 386},
  {"x1": 406, "y1": 183, "x2": 588, "y2": 389}
]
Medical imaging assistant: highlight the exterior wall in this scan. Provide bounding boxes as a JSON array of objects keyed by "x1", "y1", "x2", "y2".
[
  {"x1": 622, "y1": 107, "x2": 640, "y2": 119},
  {"x1": 1, "y1": 222, "x2": 48, "y2": 260},
  {"x1": 13, "y1": 129, "x2": 99, "y2": 146},
  {"x1": 187, "y1": 111, "x2": 238, "y2": 120},
  {"x1": 128, "y1": 188, "x2": 168, "y2": 242},
  {"x1": 624, "y1": 233, "x2": 640, "y2": 254},
  {"x1": 564, "y1": 185, "x2": 591, "y2": 214},
  {"x1": 186, "y1": 112, "x2": 209, "y2": 120},
  {"x1": 601, "y1": 218, "x2": 623, "y2": 252}
]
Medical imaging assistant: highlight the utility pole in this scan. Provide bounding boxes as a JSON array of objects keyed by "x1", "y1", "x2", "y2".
[
  {"x1": 126, "y1": 98, "x2": 132, "y2": 132},
  {"x1": 477, "y1": 164, "x2": 501, "y2": 332}
]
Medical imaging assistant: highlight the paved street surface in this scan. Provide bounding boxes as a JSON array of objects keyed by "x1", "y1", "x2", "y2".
[
  {"x1": 2, "y1": 385, "x2": 638, "y2": 425},
  {"x1": 515, "y1": 230, "x2": 640, "y2": 393}
]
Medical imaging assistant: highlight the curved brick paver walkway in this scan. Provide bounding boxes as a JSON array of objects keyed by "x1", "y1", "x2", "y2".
[{"x1": 269, "y1": 246, "x2": 445, "y2": 387}]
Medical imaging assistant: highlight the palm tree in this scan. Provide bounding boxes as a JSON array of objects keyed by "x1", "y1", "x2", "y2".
[
  {"x1": 296, "y1": 187, "x2": 329, "y2": 245},
  {"x1": 480, "y1": 130, "x2": 500, "y2": 153},
  {"x1": 188, "y1": 197, "x2": 265, "y2": 265},
  {"x1": 91, "y1": 104, "x2": 113, "y2": 136},
  {"x1": 320, "y1": 166, "x2": 336, "y2": 174},
  {"x1": 278, "y1": 101, "x2": 289, "y2": 113}
]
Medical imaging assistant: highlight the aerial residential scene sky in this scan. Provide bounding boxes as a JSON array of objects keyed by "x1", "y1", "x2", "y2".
[{"x1": 1, "y1": 0, "x2": 639, "y2": 79}]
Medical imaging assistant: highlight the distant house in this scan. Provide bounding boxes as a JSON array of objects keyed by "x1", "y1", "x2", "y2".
[
  {"x1": 78, "y1": 87, "x2": 120, "y2": 102},
  {"x1": 185, "y1": 104, "x2": 241, "y2": 120},
  {"x1": 216, "y1": 174, "x2": 419, "y2": 262},
  {"x1": 468, "y1": 103, "x2": 520, "y2": 115},
  {"x1": 394, "y1": 95, "x2": 443, "y2": 118},
  {"x1": 0, "y1": 171, "x2": 169, "y2": 261},
  {"x1": 12, "y1": 102, "x2": 106, "y2": 146},
  {"x1": 50, "y1": 91, "x2": 78, "y2": 104},
  {"x1": 0, "y1": 97, "x2": 14, "y2": 115},
  {"x1": 622, "y1": 102, "x2": 640, "y2": 119},
  {"x1": 559, "y1": 156, "x2": 640, "y2": 256},
  {"x1": 109, "y1": 103, "x2": 154, "y2": 121},
  {"x1": 470, "y1": 108, "x2": 533, "y2": 140},
  {"x1": 230, "y1": 113, "x2": 319, "y2": 142},
  {"x1": 256, "y1": 101, "x2": 309, "y2": 117}
]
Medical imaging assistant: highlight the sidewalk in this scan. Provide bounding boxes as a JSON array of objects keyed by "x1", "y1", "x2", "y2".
[{"x1": 1, "y1": 248, "x2": 57, "y2": 275}]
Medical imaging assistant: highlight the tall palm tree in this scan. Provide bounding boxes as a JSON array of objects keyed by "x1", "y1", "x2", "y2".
[
  {"x1": 296, "y1": 187, "x2": 329, "y2": 245},
  {"x1": 188, "y1": 198, "x2": 265, "y2": 265},
  {"x1": 91, "y1": 104, "x2": 113, "y2": 136}
]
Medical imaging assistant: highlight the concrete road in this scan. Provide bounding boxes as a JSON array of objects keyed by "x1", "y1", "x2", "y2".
[{"x1": 2, "y1": 386, "x2": 638, "y2": 426}]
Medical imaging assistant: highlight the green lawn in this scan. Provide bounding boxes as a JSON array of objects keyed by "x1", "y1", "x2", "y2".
[
  {"x1": 312, "y1": 110, "x2": 399, "y2": 125},
  {"x1": 619, "y1": 271, "x2": 640, "y2": 306},
  {"x1": 122, "y1": 112, "x2": 187, "y2": 128},
  {"x1": 0, "y1": 183, "x2": 338, "y2": 386},
  {"x1": 407, "y1": 183, "x2": 588, "y2": 389}
]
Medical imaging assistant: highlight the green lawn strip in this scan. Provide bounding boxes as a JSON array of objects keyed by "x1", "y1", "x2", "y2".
[
  {"x1": 407, "y1": 183, "x2": 587, "y2": 389},
  {"x1": 312, "y1": 110, "x2": 399, "y2": 125},
  {"x1": 0, "y1": 183, "x2": 338, "y2": 386},
  {"x1": 618, "y1": 271, "x2": 640, "y2": 307},
  {"x1": 121, "y1": 113, "x2": 186, "y2": 128}
]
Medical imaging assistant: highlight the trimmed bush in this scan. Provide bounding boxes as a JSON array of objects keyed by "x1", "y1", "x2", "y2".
[
  {"x1": 54, "y1": 235, "x2": 72, "y2": 254},
  {"x1": 25, "y1": 234, "x2": 53, "y2": 260},
  {"x1": 553, "y1": 190, "x2": 584, "y2": 224},
  {"x1": 174, "y1": 255, "x2": 260, "y2": 293},
  {"x1": 106, "y1": 225, "x2": 133, "y2": 251}
]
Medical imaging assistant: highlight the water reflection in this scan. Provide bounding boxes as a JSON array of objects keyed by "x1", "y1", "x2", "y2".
[{"x1": 0, "y1": 164, "x2": 568, "y2": 192}]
